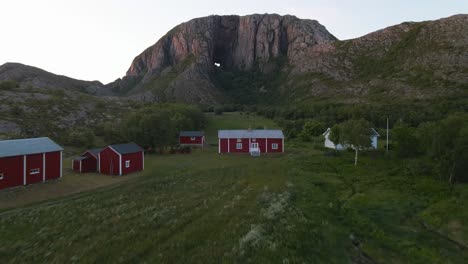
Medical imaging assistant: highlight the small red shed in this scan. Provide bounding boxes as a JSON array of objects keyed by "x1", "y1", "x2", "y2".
[
  {"x1": 179, "y1": 131, "x2": 205, "y2": 147},
  {"x1": 99, "y1": 143, "x2": 144, "y2": 176},
  {"x1": 72, "y1": 148, "x2": 103, "y2": 173},
  {"x1": 0, "y1": 137, "x2": 63, "y2": 190},
  {"x1": 218, "y1": 129, "x2": 284, "y2": 155}
]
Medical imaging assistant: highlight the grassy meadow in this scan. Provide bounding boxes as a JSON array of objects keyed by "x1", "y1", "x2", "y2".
[{"x1": 0, "y1": 113, "x2": 467, "y2": 263}]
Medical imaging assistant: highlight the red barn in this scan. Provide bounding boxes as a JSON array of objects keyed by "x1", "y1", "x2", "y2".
[
  {"x1": 0, "y1": 137, "x2": 63, "y2": 190},
  {"x1": 72, "y1": 148, "x2": 103, "y2": 173},
  {"x1": 179, "y1": 131, "x2": 205, "y2": 147},
  {"x1": 98, "y1": 143, "x2": 144, "y2": 176},
  {"x1": 218, "y1": 129, "x2": 284, "y2": 155}
]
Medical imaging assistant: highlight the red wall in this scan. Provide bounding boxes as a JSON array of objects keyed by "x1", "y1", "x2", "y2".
[
  {"x1": 180, "y1": 136, "x2": 204, "y2": 145},
  {"x1": 0, "y1": 156, "x2": 24, "y2": 190},
  {"x1": 229, "y1": 138, "x2": 249, "y2": 153},
  {"x1": 81, "y1": 158, "x2": 97, "y2": 173},
  {"x1": 220, "y1": 138, "x2": 228, "y2": 153},
  {"x1": 73, "y1": 152, "x2": 97, "y2": 173},
  {"x1": 99, "y1": 147, "x2": 120, "y2": 175},
  {"x1": 81, "y1": 152, "x2": 97, "y2": 173},
  {"x1": 73, "y1": 160, "x2": 81, "y2": 172},
  {"x1": 0, "y1": 151, "x2": 62, "y2": 190},
  {"x1": 121, "y1": 152, "x2": 143, "y2": 175},
  {"x1": 266, "y1": 138, "x2": 283, "y2": 153},
  {"x1": 26, "y1": 153, "x2": 43, "y2": 184},
  {"x1": 45, "y1": 151, "x2": 61, "y2": 180},
  {"x1": 218, "y1": 138, "x2": 283, "y2": 153}
]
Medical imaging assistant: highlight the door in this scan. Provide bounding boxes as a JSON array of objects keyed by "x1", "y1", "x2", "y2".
[{"x1": 251, "y1": 143, "x2": 259, "y2": 149}]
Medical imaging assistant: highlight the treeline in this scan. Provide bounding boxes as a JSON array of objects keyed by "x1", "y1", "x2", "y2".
[
  {"x1": 95, "y1": 104, "x2": 206, "y2": 152},
  {"x1": 391, "y1": 113, "x2": 468, "y2": 184}
]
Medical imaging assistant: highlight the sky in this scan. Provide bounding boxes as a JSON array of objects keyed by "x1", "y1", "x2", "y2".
[{"x1": 0, "y1": 0, "x2": 466, "y2": 84}]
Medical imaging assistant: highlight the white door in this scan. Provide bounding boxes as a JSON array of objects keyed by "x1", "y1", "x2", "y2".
[{"x1": 251, "y1": 143, "x2": 259, "y2": 149}]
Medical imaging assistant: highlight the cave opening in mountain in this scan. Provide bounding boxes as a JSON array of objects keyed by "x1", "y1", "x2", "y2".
[{"x1": 212, "y1": 39, "x2": 231, "y2": 70}]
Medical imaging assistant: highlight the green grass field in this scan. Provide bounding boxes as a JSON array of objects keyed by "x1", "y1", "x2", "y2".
[{"x1": 0, "y1": 114, "x2": 467, "y2": 263}]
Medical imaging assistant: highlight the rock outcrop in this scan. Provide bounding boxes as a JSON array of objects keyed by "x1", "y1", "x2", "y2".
[{"x1": 109, "y1": 14, "x2": 337, "y2": 103}]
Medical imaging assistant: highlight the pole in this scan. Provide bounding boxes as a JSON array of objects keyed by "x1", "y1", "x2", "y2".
[{"x1": 386, "y1": 117, "x2": 389, "y2": 152}]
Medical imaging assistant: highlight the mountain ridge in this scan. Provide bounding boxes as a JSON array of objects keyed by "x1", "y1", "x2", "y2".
[{"x1": 1, "y1": 13, "x2": 467, "y2": 105}]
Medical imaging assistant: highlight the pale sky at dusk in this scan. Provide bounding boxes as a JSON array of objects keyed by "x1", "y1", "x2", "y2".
[{"x1": 0, "y1": 0, "x2": 466, "y2": 83}]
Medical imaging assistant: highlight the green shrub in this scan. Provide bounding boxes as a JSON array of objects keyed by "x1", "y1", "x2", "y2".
[
  {"x1": 214, "y1": 107, "x2": 223, "y2": 115},
  {"x1": 0, "y1": 80, "x2": 19, "y2": 90},
  {"x1": 66, "y1": 129, "x2": 96, "y2": 148}
]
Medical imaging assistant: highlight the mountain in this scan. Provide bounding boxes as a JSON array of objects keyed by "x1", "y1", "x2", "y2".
[
  {"x1": 0, "y1": 63, "x2": 112, "y2": 96},
  {"x1": 0, "y1": 63, "x2": 130, "y2": 138},
  {"x1": 287, "y1": 14, "x2": 468, "y2": 102},
  {"x1": 1, "y1": 13, "x2": 467, "y2": 140},
  {"x1": 108, "y1": 14, "x2": 337, "y2": 103},
  {"x1": 110, "y1": 14, "x2": 468, "y2": 105}
]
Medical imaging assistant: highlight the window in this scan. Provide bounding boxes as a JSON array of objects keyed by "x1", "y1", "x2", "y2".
[
  {"x1": 190, "y1": 137, "x2": 196, "y2": 141},
  {"x1": 125, "y1": 160, "x2": 131, "y2": 168},
  {"x1": 272, "y1": 143, "x2": 279, "y2": 150},
  {"x1": 236, "y1": 143, "x2": 242, "y2": 149},
  {"x1": 0, "y1": 173, "x2": 4, "y2": 180},
  {"x1": 30, "y1": 168, "x2": 40, "y2": 175}
]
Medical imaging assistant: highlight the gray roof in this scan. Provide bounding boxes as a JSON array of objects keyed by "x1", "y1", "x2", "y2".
[
  {"x1": 0, "y1": 137, "x2": 63, "y2": 158},
  {"x1": 371, "y1": 128, "x2": 381, "y2": 137},
  {"x1": 85, "y1": 147, "x2": 104, "y2": 157},
  {"x1": 109, "y1": 143, "x2": 143, "y2": 154},
  {"x1": 180, "y1": 131, "x2": 204, "y2": 137},
  {"x1": 218, "y1": 130, "x2": 284, "y2": 139}
]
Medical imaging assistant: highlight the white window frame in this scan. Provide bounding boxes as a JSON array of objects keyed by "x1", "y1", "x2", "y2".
[
  {"x1": 0, "y1": 173, "x2": 4, "y2": 180},
  {"x1": 190, "y1": 137, "x2": 196, "y2": 141},
  {"x1": 236, "y1": 143, "x2": 242, "y2": 149},
  {"x1": 272, "y1": 143, "x2": 279, "y2": 150},
  {"x1": 125, "y1": 160, "x2": 131, "y2": 168},
  {"x1": 30, "y1": 168, "x2": 40, "y2": 175}
]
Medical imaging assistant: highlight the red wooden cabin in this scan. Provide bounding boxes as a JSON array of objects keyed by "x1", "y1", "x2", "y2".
[
  {"x1": 218, "y1": 129, "x2": 284, "y2": 155},
  {"x1": 179, "y1": 131, "x2": 205, "y2": 147},
  {"x1": 99, "y1": 143, "x2": 144, "y2": 176},
  {"x1": 72, "y1": 148, "x2": 102, "y2": 173},
  {"x1": 0, "y1": 137, "x2": 63, "y2": 190}
]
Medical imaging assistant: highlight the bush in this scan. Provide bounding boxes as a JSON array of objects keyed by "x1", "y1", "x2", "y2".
[
  {"x1": 0, "y1": 80, "x2": 19, "y2": 90},
  {"x1": 10, "y1": 105, "x2": 23, "y2": 116},
  {"x1": 392, "y1": 122, "x2": 421, "y2": 158},
  {"x1": 95, "y1": 100, "x2": 106, "y2": 110},
  {"x1": 66, "y1": 129, "x2": 95, "y2": 148},
  {"x1": 214, "y1": 107, "x2": 223, "y2": 115}
]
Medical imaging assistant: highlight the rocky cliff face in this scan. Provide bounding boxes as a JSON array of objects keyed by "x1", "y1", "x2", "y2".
[
  {"x1": 111, "y1": 14, "x2": 468, "y2": 104},
  {"x1": 110, "y1": 14, "x2": 337, "y2": 103}
]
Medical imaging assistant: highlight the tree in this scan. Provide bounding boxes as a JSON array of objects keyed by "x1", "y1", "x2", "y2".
[
  {"x1": 392, "y1": 122, "x2": 420, "y2": 158},
  {"x1": 330, "y1": 119, "x2": 372, "y2": 166},
  {"x1": 66, "y1": 129, "x2": 95, "y2": 148},
  {"x1": 299, "y1": 120, "x2": 325, "y2": 142},
  {"x1": 426, "y1": 114, "x2": 468, "y2": 184},
  {"x1": 121, "y1": 104, "x2": 206, "y2": 152}
]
